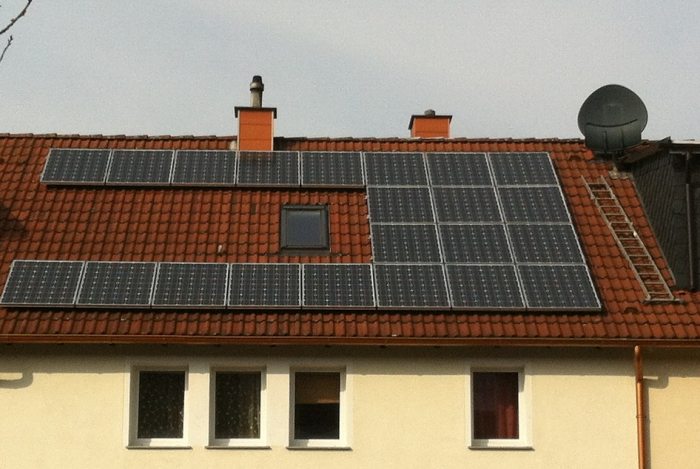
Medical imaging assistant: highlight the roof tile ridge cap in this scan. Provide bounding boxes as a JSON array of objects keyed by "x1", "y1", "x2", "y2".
[
  {"x1": 282, "y1": 136, "x2": 586, "y2": 143},
  {"x1": 0, "y1": 132, "x2": 235, "y2": 139}
]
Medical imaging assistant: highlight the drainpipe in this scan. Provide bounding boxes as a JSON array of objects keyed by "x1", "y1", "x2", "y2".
[
  {"x1": 634, "y1": 345, "x2": 647, "y2": 469},
  {"x1": 686, "y1": 152, "x2": 696, "y2": 290}
]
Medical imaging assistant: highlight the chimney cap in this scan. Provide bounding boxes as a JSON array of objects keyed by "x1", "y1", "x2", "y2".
[
  {"x1": 250, "y1": 75, "x2": 264, "y2": 91},
  {"x1": 408, "y1": 112, "x2": 452, "y2": 130}
]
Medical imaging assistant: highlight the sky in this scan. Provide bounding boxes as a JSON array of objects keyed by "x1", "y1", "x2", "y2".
[{"x1": 0, "y1": 1, "x2": 698, "y2": 140}]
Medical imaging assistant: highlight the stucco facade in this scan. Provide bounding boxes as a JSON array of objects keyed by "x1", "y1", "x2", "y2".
[{"x1": 2, "y1": 345, "x2": 697, "y2": 468}]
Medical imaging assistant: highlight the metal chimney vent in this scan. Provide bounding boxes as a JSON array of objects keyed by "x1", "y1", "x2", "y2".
[{"x1": 250, "y1": 75, "x2": 264, "y2": 107}]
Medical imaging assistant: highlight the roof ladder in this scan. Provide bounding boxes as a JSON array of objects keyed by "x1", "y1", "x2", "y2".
[{"x1": 584, "y1": 176, "x2": 675, "y2": 302}]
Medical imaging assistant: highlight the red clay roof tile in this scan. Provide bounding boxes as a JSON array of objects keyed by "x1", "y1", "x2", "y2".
[{"x1": 1, "y1": 135, "x2": 700, "y2": 345}]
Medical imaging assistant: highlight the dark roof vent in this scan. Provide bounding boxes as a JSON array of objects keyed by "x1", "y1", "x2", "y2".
[{"x1": 577, "y1": 84, "x2": 648, "y2": 155}]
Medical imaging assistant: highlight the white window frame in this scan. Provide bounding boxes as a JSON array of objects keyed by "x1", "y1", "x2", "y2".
[
  {"x1": 208, "y1": 367, "x2": 268, "y2": 448},
  {"x1": 465, "y1": 363, "x2": 532, "y2": 450},
  {"x1": 288, "y1": 367, "x2": 349, "y2": 449},
  {"x1": 127, "y1": 365, "x2": 190, "y2": 448}
]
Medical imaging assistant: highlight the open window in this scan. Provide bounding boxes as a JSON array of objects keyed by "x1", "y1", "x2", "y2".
[
  {"x1": 129, "y1": 368, "x2": 188, "y2": 448},
  {"x1": 467, "y1": 368, "x2": 531, "y2": 449},
  {"x1": 290, "y1": 370, "x2": 347, "y2": 448},
  {"x1": 281, "y1": 205, "x2": 329, "y2": 251}
]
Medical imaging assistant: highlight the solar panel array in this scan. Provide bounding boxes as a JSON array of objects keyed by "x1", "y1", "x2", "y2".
[
  {"x1": 365, "y1": 152, "x2": 599, "y2": 311},
  {"x1": 32, "y1": 150, "x2": 600, "y2": 312},
  {"x1": 42, "y1": 150, "x2": 367, "y2": 187}
]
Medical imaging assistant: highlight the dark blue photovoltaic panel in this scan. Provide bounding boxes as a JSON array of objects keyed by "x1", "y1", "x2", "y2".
[
  {"x1": 106, "y1": 150, "x2": 174, "y2": 184},
  {"x1": 374, "y1": 264, "x2": 449, "y2": 308},
  {"x1": 367, "y1": 188, "x2": 434, "y2": 222},
  {"x1": 152, "y1": 263, "x2": 228, "y2": 307},
  {"x1": 433, "y1": 187, "x2": 501, "y2": 222},
  {"x1": 447, "y1": 264, "x2": 524, "y2": 309},
  {"x1": 507, "y1": 224, "x2": 584, "y2": 263},
  {"x1": 489, "y1": 152, "x2": 558, "y2": 185},
  {"x1": 228, "y1": 263, "x2": 300, "y2": 307},
  {"x1": 519, "y1": 264, "x2": 600, "y2": 310},
  {"x1": 172, "y1": 151, "x2": 235, "y2": 185},
  {"x1": 0, "y1": 260, "x2": 84, "y2": 306},
  {"x1": 364, "y1": 152, "x2": 428, "y2": 186},
  {"x1": 301, "y1": 152, "x2": 363, "y2": 186},
  {"x1": 426, "y1": 153, "x2": 491, "y2": 186},
  {"x1": 41, "y1": 149, "x2": 111, "y2": 184},
  {"x1": 77, "y1": 262, "x2": 156, "y2": 307},
  {"x1": 302, "y1": 264, "x2": 374, "y2": 308},
  {"x1": 372, "y1": 224, "x2": 442, "y2": 262},
  {"x1": 237, "y1": 151, "x2": 299, "y2": 186},
  {"x1": 439, "y1": 224, "x2": 512, "y2": 263},
  {"x1": 498, "y1": 186, "x2": 569, "y2": 222}
]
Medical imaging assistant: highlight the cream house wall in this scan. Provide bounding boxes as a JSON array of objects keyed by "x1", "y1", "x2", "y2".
[{"x1": 0, "y1": 345, "x2": 697, "y2": 469}]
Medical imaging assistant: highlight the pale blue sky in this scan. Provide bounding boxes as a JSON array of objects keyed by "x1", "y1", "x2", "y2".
[{"x1": 0, "y1": 1, "x2": 698, "y2": 139}]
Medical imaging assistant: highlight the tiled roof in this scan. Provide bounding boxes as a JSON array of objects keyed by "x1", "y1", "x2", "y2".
[{"x1": 1, "y1": 133, "x2": 699, "y2": 346}]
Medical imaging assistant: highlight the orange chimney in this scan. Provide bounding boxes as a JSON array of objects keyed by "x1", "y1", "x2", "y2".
[
  {"x1": 408, "y1": 109, "x2": 452, "y2": 138},
  {"x1": 235, "y1": 75, "x2": 277, "y2": 151}
]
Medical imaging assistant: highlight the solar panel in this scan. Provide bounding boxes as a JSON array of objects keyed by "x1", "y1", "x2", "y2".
[
  {"x1": 498, "y1": 186, "x2": 569, "y2": 222},
  {"x1": 152, "y1": 263, "x2": 228, "y2": 308},
  {"x1": 172, "y1": 150, "x2": 235, "y2": 185},
  {"x1": 302, "y1": 264, "x2": 375, "y2": 308},
  {"x1": 106, "y1": 150, "x2": 174, "y2": 185},
  {"x1": 371, "y1": 224, "x2": 442, "y2": 262},
  {"x1": 518, "y1": 264, "x2": 600, "y2": 310},
  {"x1": 76, "y1": 261, "x2": 156, "y2": 307},
  {"x1": 439, "y1": 224, "x2": 512, "y2": 263},
  {"x1": 507, "y1": 224, "x2": 584, "y2": 263},
  {"x1": 41, "y1": 149, "x2": 111, "y2": 184},
  {"x1": 367, "y1": 187, "x2": 434, "y2": 223},
  {"x1": 433, "y1": 187, "x2": 502, "y2": 222},
  {"x1": 447, "y1": 264, "x2": 524, "y2": 309},
  {"x1": 364, "y1": 152, "x2": 428, "y2": 186},
  {"x1": 426, "y1": 153, "x2": 492, "y2": 186},
  {"x1": 0, "y1": 260, "x2": 84, "y2": 306},
  {"x1": 489, "y1": 152, "x2": 558, "y2": 185},
  {"x1": 237, "y1": 151, "x2": 299, "y2": 186},
  {"x1": 301, "y1": 152, "x2": 364, "y2": 187},
  {"x1": 373, "y1": 264, "x2": 449, "y2": 308},
  {"x1": 228, "y1": 263, "x2": 300, "y2": 308}
]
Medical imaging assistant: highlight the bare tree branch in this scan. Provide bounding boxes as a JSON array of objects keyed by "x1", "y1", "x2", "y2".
[
  {"x1": 0, "y1": 34, "x2": 12, "y2": 63},
  {"x1": 0, "y1": 0, "x2": 32, "y2": 36}
]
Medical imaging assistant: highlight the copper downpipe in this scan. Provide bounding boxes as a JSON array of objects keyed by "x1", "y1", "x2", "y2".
[{"x1": 635, "y1": 345, "x2": 646, "y2": 469}]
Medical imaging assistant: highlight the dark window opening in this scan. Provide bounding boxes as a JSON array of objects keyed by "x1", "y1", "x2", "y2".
[
  {"x1": 294, "y1": 372, "x2": 340, "y2": 440},
  {"x1": 214, "y1": 372, "x2": 262, "y2": 439},
  {"x1": 472, "y1": 371, "x2": 519, "y2": 440},
  {"x1": 281, "y1": 205, "x2": 329, "y2": 250},
  {"x1": 137, "y1": 371, "x2": 185, "y2": 439}
]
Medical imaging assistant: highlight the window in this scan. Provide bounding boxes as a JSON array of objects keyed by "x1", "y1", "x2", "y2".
[
  {"x1": 281, "y1": 205, "x2": 329, "y2": 250},
  {"x1": 467, "y1": 368, "x2": 531, "y2": 449},
  {"x1": 129, "y1": 368, "x2": 188, "y2": 447},
  {"x1": 210, "y1": 370, "x2": 266, "y2": 447},
  {"x1": 290, "y1": 370, "x2": 347, "y2": 448}
]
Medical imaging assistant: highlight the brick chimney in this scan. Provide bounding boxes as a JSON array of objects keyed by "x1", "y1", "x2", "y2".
[
  {"x1": 234, "y1": 75, "x2": 277, "y2": 151},
  {"x1": 408, "y1": 109, "x2": 452, "y2": 138}
]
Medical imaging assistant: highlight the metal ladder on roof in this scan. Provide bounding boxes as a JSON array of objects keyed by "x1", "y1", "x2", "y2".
[{"x1": 584, "y1": 176, "x2": 675, "y2": 302}]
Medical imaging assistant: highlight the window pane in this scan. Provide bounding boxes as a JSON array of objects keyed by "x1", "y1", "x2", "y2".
[
  {"x1": 215, "y1": 372, "x2": 261, "y2": 439},
  {"x1": 472, "y1": 372, "x2": 519, "y2": 439},
  {"x1": 137, "y1": 371, "x2": 185, "y2": 439},
  {"x1": 282, "y1": 207, "x2": 328, "y2": 249},
  {"x1": 294, "y1": 372, "x2": 340, "y2": 439}
]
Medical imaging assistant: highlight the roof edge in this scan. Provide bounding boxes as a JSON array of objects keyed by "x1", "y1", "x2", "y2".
[{"x1": 3, "y1": 334, "x2": 700, "y2": 348}]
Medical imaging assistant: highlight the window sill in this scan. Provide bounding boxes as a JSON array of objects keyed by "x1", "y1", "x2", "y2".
[
  {"x1": 206, "y1": 445, "x2": 271, "y2": 450},
  {"x1": 287, "y1": 444, "x2": 352, "y2": 451},
  {"x1": 469, "y1": 443, "x2": 533, "y2": 451},
  {"x1": 126, "y1": 445, "x2": 192, "y2": 450}
]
